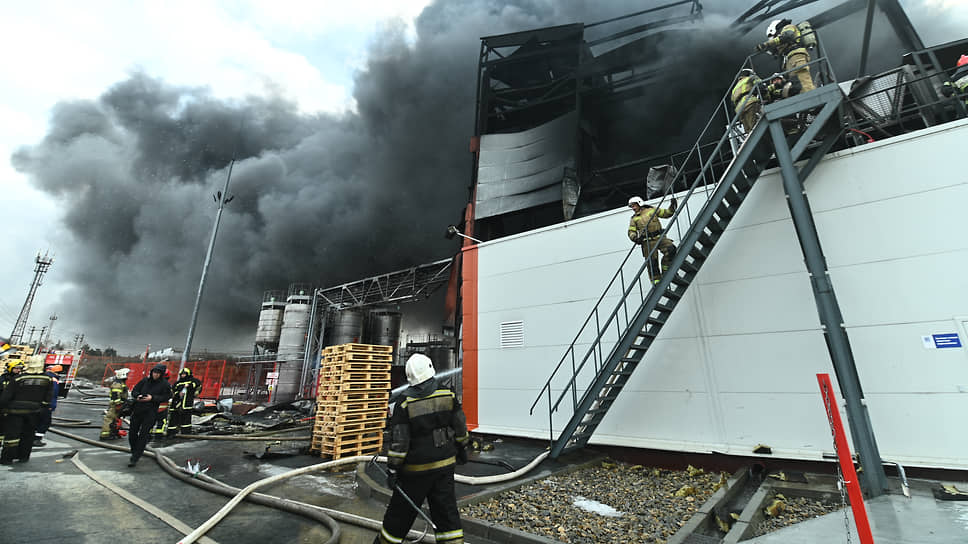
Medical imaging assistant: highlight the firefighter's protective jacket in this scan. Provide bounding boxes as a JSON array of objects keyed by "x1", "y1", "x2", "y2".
[
  {"x1": 0, "y1": 372, "x2": 54, "y2": 414},
  {"x1": 628, "y1": 206, "x2": 674, "y2": 242},
  {"x1": 387, "y1": 378, "x2": 469, "y2": 473},
  {"x1": 172, "y1": 376, "x2": 202, "y2": 410},
  {"x1": 110, "y1": 379, "x2": 129, "y2": 407},
  {"x1": 943, "y1": 64, "x2": 968, "y2": 105},
  {"x1": 731, "y1": 75, "x2": 762, "y2": 114},
  {"x1": 764, "y1": 23, "x2": 807, "y2": 58}
]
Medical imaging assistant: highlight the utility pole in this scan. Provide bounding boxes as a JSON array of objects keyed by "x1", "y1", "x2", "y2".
[
  {"x1": 180, "y1": 160, "x2": 236, "y2": 372},
  {"x1": 44, "y1": 314, "x2": 57, "y2": 347},
  {"x1": 35, "y1": 326, "x2": 47, "y2": 352},
  {"x1": 10, "y1": 252, "x2": 54, "y2": 344},
  {"x1": 26, "y1": 326, "x2": 37, "y2": 345}
]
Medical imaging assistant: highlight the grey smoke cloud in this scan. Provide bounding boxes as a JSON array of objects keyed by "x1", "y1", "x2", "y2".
[{"x1": 11, "y1": 0, "x2": 960, "y2": 352}]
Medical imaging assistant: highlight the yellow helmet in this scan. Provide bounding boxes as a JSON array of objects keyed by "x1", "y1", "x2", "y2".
[{"x1": 6, "y1": 359, "x2": 25, "y2": 372}]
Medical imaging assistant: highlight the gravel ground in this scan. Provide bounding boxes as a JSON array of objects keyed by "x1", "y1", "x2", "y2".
[
  {"x1": 749, "y1": 492, "x2": 843, "y2": 538},
  {"x1": 461, "y1": 459, "x2": 726, "y2": 543}
]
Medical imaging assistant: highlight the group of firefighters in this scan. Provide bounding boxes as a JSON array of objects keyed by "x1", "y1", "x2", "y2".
[
  {"x1": 99, "y1": 363, "x2": 202, "y2": 466},
  {"x1": 0, "y1": 355, "x2": 58, "y2": 464},
  {"x1": 628, "y1": 18, "x2": 968, "y2": 284}
]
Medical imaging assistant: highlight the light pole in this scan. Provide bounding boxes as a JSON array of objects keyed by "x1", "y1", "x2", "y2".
[{"x1": 179, "y1": 162, "x2": 236, "y2": 372}]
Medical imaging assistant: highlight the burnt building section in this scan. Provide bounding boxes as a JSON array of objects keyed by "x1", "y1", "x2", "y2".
[{"x1": 467, "y1": 0, "x2": 949, "y2": 243}]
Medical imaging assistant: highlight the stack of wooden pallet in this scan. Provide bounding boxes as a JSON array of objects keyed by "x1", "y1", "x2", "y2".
[{"x1": 311, "y1": 343, "x2": 392, "y2": 459}]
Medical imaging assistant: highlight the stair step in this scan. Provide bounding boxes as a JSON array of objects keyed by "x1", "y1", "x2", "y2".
[
  {"x1": 656, "y1": 301, "x2": 677, "y2": 313},
  {"x1": 706, "y1": 219, "x2": 727, "y2": 234},
  {"x1": 646, "y1": 316, "x2": 666, "y2": 327},
  {"x1": 663, "y1": 287, "x2": 683, "y2": 300},
  {"x1": 724, "y1": 187, "x2": 745, "y2": 207},
  {"x1": 689, "y1": 246, "x2": 710, "y2": 262},
  {"x1": 628, "y1": 341, "x2": 652, "y2": 349},
  {"x1": 715, "y1": 203, "x2": 735, "y2": 221},
  {"x1": 697, "y1": 232, "x2": 718, "y2": 248},
  {"x1": 680, "y1": 260, "x2": 699, "y2": 274},
  {"x1": 636, "y1": 328, "x2": 657, "y2": 339}
]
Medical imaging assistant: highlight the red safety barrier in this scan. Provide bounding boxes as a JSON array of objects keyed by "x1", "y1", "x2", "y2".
[
  {"x1": 102, "y1": 360, "x2": 248, "y2": 400},
  {"x1": 817, "y1": 373, "x2": 875, "y2": 544}
]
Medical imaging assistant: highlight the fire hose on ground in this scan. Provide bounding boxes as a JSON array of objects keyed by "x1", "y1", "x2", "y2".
[{"x1": 49, "y1": 422, "x2": 550, "y2": 543}]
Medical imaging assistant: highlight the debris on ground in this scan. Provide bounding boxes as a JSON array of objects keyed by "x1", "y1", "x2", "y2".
[
  {"x1": 461, "y1": 458, "x2": 724, "y2": 543},
  {"x1": 750, "y1": 492, "x2": 841, "y2": 537}
]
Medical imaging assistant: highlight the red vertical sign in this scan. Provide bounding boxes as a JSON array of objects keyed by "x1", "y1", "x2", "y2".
[{"x1": 817, "y1": 373, "x2": 875, "y2": 544}]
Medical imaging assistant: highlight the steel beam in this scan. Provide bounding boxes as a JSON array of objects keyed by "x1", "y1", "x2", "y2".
[{"x1": 769, "y1": 119, "x2": 888, "y2": 497}]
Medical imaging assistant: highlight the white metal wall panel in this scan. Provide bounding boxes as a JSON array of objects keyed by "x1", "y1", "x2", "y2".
[{"x1": 472, "y1": 119, "x2": 968, "y2": 468}]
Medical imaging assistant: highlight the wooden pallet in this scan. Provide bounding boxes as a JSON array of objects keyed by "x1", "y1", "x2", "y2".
[
  {"x1": 317, "y1": 390, "x2": 389, "y2": 405},
  {"x1": 313, "y1": 419, "x2": 385, "y2": 435},
  {"x1": 319, "y1": 370, "x2": 391, "y2": 382},
  {"x1": 316, "y1": 408, "x2": 385, "y2": 424},
  {"x1": 317, "y1": 381, "x2": 390, "y2": 393},
  {"x1": 318, "y1": 361, "x2": 391, "y2": 373},
  {"x1": 324, "y1": 352, "x2": 393, "y2": 363},
  {"x1": 316, "y1": 399, "x2": 388, "y2": 412},
  {"x1": 326, "y1": 343, "x2": 393, "y2": 354}
]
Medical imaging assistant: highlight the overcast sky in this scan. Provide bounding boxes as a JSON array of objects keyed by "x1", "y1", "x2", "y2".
[
  {"x1": 2, "y1": 0, "x2": 966, "y2": 355},
  {"x1": 1, "y1": 0, "x2": 432, "y2": 353}
]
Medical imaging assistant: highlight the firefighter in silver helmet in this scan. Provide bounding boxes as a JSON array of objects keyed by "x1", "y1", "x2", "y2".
[
  {"x1": 375, "y1": 353, "x2": 469, "y2": 544},
  {"x1": 756, "y1": 19, "x2": 816, "y2": 94}
]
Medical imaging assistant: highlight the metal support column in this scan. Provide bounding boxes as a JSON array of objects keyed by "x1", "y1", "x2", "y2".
[{"x1": 768, "y1": 119, "x2": 889, "y2": 497}]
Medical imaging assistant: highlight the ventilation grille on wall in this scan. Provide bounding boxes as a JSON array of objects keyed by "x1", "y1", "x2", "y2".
[{"x1": 500, "y1": 320, "x2": 524, "y2": 348}]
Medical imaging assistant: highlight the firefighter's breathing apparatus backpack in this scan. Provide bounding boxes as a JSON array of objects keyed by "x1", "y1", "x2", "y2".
[{"x1": 797, "y1": 21, "x2": 817, "y2": 49}]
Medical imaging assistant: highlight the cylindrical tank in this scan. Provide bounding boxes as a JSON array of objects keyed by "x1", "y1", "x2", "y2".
[
  {"x1": 254, "y1": 290, "x2": 286, "y2": 351},
  {"x1": 427, "y1": 345, "x2": 456, "y2": 373},
  {"x1": 365, "y1": 310, "x2": 402, "y2": 365},
  {"x1": 275, "y1": 283, "x2": 313, "y2": 402},
  {"x1": 327, "y1": 309, "x2": 364, "y2": 346}
]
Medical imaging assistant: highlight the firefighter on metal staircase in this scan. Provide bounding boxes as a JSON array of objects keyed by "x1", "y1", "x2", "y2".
[
  {"x1": 628, "y1": 195, "x2": 678, "y2": 284},
  {"x1": 756, "y1": 18, "x2": 816, "y2": 94}
]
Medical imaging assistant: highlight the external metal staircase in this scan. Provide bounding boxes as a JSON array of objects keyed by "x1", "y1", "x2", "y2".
[{"x1": 531, "y1": 59, "x2": 851, "y2": 460}]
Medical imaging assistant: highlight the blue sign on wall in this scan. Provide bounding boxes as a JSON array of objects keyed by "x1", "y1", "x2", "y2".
[{"x1": 933, "y1": 333, "x2": 962, "y2": 349}]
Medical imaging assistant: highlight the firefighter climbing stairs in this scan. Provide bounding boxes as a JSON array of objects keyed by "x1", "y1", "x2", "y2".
[{"x1": 532, "y1": 64, "x2": 846, "y2": 459}]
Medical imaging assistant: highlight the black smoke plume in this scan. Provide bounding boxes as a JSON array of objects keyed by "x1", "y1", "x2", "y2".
[{"x1": 11, "y1": 0, "x2": 962, "y2": 351}]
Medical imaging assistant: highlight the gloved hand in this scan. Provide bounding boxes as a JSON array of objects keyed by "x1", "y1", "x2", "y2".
[
  {"x1": 669, "y1": 197, "x2": 678, "y2": 212},
  {"x1": 386, "y1": 468, "x2": 398, "y2": 490},
  {"x1": 755, "y1": 42, "x2": 769, "y2": 53},
  {"x1": 456, "y1": 446, "x2": 468, "y2": 465},
  {"x1": 941, "y1": 84, "x2": 954, "y2": 98}
]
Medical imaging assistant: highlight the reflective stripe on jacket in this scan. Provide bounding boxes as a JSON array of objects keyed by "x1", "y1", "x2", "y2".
[
  {"x1": 387, "y1": 379, "x2": 469, "y2": 473},
  {"x1": 628, "y1": 207, "x2": 673, "y2": 242}
]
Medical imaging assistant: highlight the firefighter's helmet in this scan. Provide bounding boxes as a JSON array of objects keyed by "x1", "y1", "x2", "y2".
[
  {"x1": 180, "y1": 367, "x2": 191, "y2": 376},
  {"x1": 767, "y1": 19, "x2": 791, "y2": 39},
  {"x1": 48, "y1": 364, "x2": 63, "y2": 373},
  {"x1": 6, "y1": 359, "x2": 25, "y2": 372},
  {"x1": 405, "y1": 353, "x2": 435, "y2": 386},
  {"x1": 115, "y1": 368, "x2": 130, "y2": 380},
  {"x1": 958, "y1": 55, "x2": 968, "y2": 68},
  {"x1": 628, "y1": 196, "x2": 646, "y2": 208}
]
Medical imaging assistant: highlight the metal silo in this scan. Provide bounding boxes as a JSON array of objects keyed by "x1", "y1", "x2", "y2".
[
  {"x1": 427, "y1": 345, "x2": 456, "y2": 372},
  {"x1": 327, "y1": 309, "x2": 364, "y2": 346},
  {"x1": 366, "y1": 310, "x2": 402, "y2": 365},
  {"x1": 254, "y1": 290, "x2": 285, "y2": 353},
  {"x1": 274, "y1": 283, "x2": 313, "y2": 402}
]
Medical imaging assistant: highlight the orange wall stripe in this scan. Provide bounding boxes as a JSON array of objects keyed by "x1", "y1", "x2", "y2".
[{"x1": 461, "y1": 243, "x2": 479, "y2": 430}]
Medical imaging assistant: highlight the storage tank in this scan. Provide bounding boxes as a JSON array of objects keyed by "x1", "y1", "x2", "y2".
[
  {"x1": 327, "y1": 309, "x2": 364, "y2": 346},
  {"x1": 274, "y1": 283, "x2": 313, "y2": 402},
  {"x1": 366, "y1": 310, "x2": 402, "y2": 365},
  {"x1": 427, "y1": 345, "x2": 456, "y2": 373},
  {"x1": 254, "y1": 290, "x2": 285, "y2": 352}
]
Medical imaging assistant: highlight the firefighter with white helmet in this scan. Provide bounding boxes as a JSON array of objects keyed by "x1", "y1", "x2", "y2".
[
  {"x1": 100, "y1": 368, "x2": 130, "y2": 440},
  {"x1": 375, "y1": 353, "x2": 470, "y2": 544},
  {"x1": 628, "y1": 195, "x2": 678, "y2": 284},
  {"x1": 756, "y1": 18, "x2": 816, "y2": 94}
]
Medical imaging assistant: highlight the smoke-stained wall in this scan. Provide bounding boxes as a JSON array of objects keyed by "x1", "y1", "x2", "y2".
[{"x1": 10, "y1": 0, "x2": 964, "y2": 350}]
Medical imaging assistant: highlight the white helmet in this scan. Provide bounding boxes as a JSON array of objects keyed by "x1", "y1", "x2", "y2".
[
  {"x1": 115, "y1": 368, "x2": 130, "y2": 380},
  {"x1": 766, "y1": 19, "x2": 789, "y2": 39},
  {"x1": 628, "y1": 196, "x2": 646, "y2": 207},
  {"x1": 405, "y1": 353, "x2": 435, "y2": 386}
]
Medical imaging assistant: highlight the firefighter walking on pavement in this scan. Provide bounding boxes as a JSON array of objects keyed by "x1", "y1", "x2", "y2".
[
  {"x1": 375, "y1": 353, "x2": 470, "y2": 544},
  {"x1": 168, "y1": 367, "x2": 201, "y2": 436},
  {"x1": 101, "y1": 368, "x2": 130, "y2": 440},
  {"x1": 0, "y1": 357, "x2": 55, "y2": 464},
  {"x1": 628, "y1": 196, "x2": 678, "y2": 284}
]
